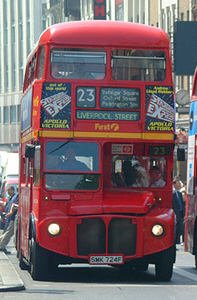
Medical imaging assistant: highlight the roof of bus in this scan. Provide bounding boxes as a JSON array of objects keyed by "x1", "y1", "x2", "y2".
[{"x1": 38, "y1": 20, "x2": 170, "y2": 49}]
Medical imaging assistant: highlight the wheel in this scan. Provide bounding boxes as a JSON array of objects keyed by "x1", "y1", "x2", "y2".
[
  {"x1": 30, "y1": 238, "x2": 58, "y2": 281},
  {"x1": 30, "y1": 238, "x2": 50, "y2": 281},
  {"x1": 19, "y1": 248, "x2": 29, "y2": 270},
  {"x1": 155, "y1": 246, "x2": 175, "y2": 281},
  {"x1": 18, "y1": 225, "x2": 29, "y2": 270},
  {"x1": 195, "y1": 254, "x2": 197, "y2": 269}
]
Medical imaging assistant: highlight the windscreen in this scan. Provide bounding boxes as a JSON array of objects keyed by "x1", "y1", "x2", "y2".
[{"x1": 44, "y1": 141, "x2": 100, "y2": 190}]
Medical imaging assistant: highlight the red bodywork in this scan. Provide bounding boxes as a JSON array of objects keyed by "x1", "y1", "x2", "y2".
[{"x1": 18, "y1": 21, "x2": 175, "y2": 273}]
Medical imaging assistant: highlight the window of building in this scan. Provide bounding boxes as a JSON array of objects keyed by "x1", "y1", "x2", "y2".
[
  {"x1": 17, "y1": 105, "x2": 21, "y2": 123},
  {"x1": 3, "y1": 106, "x2": 9, "y2": 124},
  {"x1": 10, "y1": 105, "x2": 16, "y2": 124}
]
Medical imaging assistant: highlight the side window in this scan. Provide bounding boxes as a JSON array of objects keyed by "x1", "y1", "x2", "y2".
[
  {"x1": 23, "y1": 65, "x2": 29, "y2": 92},
  {"x1": 34, "y1": 145, "x2": 41, "y2": 186},
  {"x1": 31, "y1": 53, "x2": 37, "y2": 83},
  {"x1": 37, "y1": 47, "x2": 45, "y2": 79}
]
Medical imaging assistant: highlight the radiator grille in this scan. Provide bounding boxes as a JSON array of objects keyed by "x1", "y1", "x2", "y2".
[
  {"x1": 77, "y1": 218, "x2": 106, "y2": 256},
  {"x1": 77, "y1": 217, "x2": 137, "y2": 256},
  {"x1": 108, "y1": 218, "x2": 136, "y2": 255}
]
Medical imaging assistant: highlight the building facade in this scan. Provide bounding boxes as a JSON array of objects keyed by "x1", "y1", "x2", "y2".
[{"x1": 0, "y1": 0, "x2": 46, "y2": 152}]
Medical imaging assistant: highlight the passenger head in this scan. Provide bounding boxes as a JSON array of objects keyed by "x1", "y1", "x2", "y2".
[
  {"x1": 51, "y1": 62, "x2": 62, "y2": 78},
  {"x1": 150, "y1": 166, "x2": 162, "y2": 182}
]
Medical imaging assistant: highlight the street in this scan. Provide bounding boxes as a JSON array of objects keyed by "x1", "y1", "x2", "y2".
[{"x1": 2, "y1": 243, "x2": 197, "y2": 300}]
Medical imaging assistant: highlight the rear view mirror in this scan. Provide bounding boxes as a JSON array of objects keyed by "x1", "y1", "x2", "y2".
[
  {"x1": 25, "y1": 144, "x2": 35, "y2": 159},
  {"x1": 177, "y1": 148, "x2": 185, "y2": 161}
]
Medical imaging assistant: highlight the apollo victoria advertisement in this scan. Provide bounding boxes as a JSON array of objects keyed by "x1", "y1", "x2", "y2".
[
  {"x1": 40, "y1": 82, "x2": 71, "y2": 129},
  {"x1": 145, "y1": 85, "x2": 175, "y2": 132}
]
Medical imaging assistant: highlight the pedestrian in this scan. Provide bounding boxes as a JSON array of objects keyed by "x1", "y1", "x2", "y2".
[
  {"x1": 172, "y1": 177, "x2": 185, "y2": 246},
  {"x1": 0, "y1": 186, "x2": 18, "y2": 254}
]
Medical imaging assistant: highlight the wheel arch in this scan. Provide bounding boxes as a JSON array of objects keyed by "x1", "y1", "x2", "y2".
[
  {"x1": 192, "y1": 215, "x2": 197, "y2": 255},
  {"x1": 29, "y1": 212, "x2": 37, "y2": 241}
]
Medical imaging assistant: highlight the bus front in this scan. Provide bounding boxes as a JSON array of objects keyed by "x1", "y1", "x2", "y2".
[{"x1": 19, "y1": 21, "x2": 175, "y2": 281}]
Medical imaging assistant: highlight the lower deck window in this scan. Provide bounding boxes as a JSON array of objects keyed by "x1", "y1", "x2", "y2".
[{"x1": 111, "y1": 156, "x2": 166, "y2": 188}]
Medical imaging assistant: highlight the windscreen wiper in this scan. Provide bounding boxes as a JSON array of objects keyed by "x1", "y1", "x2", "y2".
[{"x1": 48, "y1": 138, "x2": 73, "y2": 155}]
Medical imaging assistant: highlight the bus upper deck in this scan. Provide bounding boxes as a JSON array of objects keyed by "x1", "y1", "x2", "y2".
[{"x1": 22, "y1": 21, "x2": 174, "y2": 142}]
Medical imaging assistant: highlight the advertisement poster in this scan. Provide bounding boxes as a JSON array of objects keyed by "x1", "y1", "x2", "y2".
[
  {"x1": 40, "y1": 82, "x2": 71, "y2": 129},
  {"x1": 145, "y1": 85, "x2": 175, "y2": 132},
  {"x1": 21, "y1": 88, "x2": 32, "y2": 132}
]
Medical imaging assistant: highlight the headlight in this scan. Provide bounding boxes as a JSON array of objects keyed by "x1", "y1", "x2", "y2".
[
  {"x1": 152, "y1": 224, "x2": 164, "y2": 237},
  {"x1": 48, "y1": 223, "x2": 61, "y2": 236}
]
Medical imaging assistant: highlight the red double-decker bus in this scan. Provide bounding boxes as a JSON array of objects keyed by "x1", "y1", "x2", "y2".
[
  {"x1": 17, "y1": 21, "x2": 176, "y2": 281},
  {"x1": 185, "y1": 67, "x2": 197, "y2": 267}
]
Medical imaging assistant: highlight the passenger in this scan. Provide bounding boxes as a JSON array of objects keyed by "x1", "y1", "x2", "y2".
[
  {"x1": 69, "y1": 61, "x2": 94, "y2": 79},
  {"x1": 60, "y1": 147, "x2": 90, "y2": 171},
  {"x1": 149, "y1": 166, "x2": 165, "y2": 188},
  {"x1": 133, "y1": 165, "x2": 149, "y2": 187},
  {"x1": 51, "y1": 62, "x2": 63, "y2": 78},
  {"x1": 122, "y1": 159, "x2": 137, "y2": 186}
]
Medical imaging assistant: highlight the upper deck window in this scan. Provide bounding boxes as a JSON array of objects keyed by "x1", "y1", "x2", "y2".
[
  {"x1": 111, "y1": 49, "x2": 166, "y2": 81},
  {"x1": 51, "y1": 48, "x2": 106, "y2": 80},
  {"x1": 37, "y1": 47, "x2": 45, "y2": 79}
]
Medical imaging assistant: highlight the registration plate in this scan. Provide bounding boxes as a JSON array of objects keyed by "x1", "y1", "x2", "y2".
[{"x1": 89, "y1": 255, "x2": 124, "y2": 265}]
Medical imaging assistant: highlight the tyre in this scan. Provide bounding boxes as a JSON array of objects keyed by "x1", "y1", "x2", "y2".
[
  {"x1": 195, "y1": 254, "x2": 197, "y2": 269},
  {"x1": 19, "y1": 248, "x2": 29, "y2": 270},
  {"x1": 18, "y1": 225, "x2": 29, "y2": 270},
  {"x1": 155, "y1": 246, "x2": 175, "y2": 281},
  {"x1": 30, "y1": 239, "x2": 50, "y2": 281}
]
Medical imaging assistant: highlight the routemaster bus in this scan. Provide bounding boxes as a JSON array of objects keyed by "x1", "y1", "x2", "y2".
[
  {"x1": 17, "y1": 20, "x2": 176, "y2": 281},
  {"x1": 185, "y1": 66, "x2": 197, "y2": 268}
]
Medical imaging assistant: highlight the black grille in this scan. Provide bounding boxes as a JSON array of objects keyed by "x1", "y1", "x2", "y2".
[
  {"x1": 108, "y1": 218, "x2": 136, "y2": 255},
  {"x1": 77, "y1": 218, "x2": 106, "y2": 256},
  {"x1": 77, "y1": 217, "x2": 137, "y2": 256}
]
